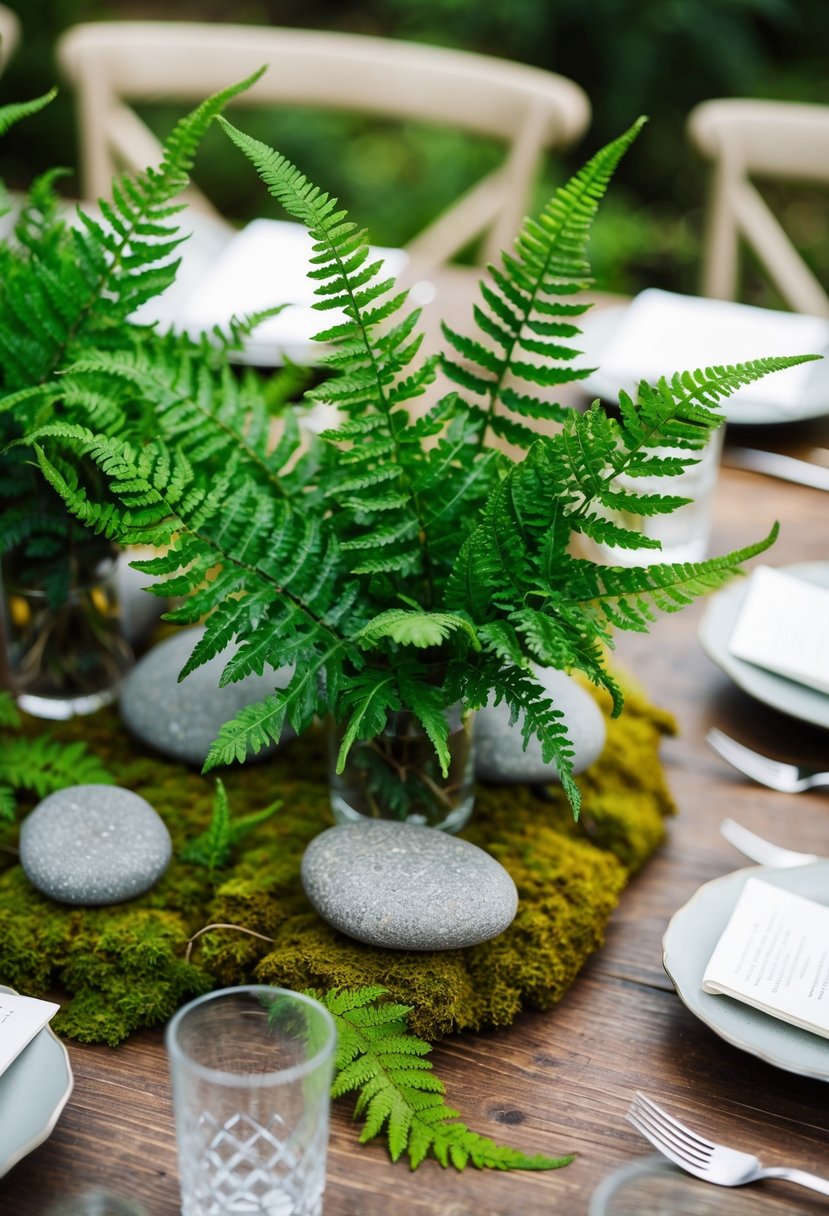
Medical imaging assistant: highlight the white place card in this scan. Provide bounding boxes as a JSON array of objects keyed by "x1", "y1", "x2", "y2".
[
  {"x1": 702, "y1": 877, "x2": 829, "y2": 1039},
  {"x1": 728, "y1": 565, "x2": 829, "y2": 696},
  {"x1": 599, "y1": 289, "x2": 829, "y2": 411},
  {"x1": 0, "y1": 991, "x2": 60, "y2": 1076}
]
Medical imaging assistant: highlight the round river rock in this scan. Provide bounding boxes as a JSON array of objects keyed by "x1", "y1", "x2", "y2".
[
  {"x1": 20, "y1": 784, "x2": 172, "y2": 905},
  {"x1": 301, "y1": 821, "x2": 518, "y2": 951},
  {"x1": 475, "y1": 666, "x2": 607, "y2": 784},
  {"x1": 119, "y1": 626, "x2": 294, "y2": 766}
]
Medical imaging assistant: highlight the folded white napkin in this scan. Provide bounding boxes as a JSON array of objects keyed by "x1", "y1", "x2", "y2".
[
  {"x1": 598, "y1": 289, "x2": 829, "y2": 413},
  {"x1": 729, "y1": 565, "x2": 829, "y2": 695},
  {"x1": 180, "y1": 218, "x2": 409, "y2": 365}
]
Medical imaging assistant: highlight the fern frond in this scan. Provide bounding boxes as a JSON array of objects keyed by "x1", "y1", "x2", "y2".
[
  {"x1": 0, "y1": 89, "x2": 57, "y2": 138},
  {"x1": 307, "y1": 986, "x2": 573, "y2": 1172},
  {"x1": 569, "y1": 525, "x2": 779, "y2": 632},
  {"x1": 442, "y1": 117, "x2": 647, "y2": 450},
  {"x1": 181, "y1": 778, "x2": 281, "y2": 870},
  {"x1": 0, "y1": 697, "x2": 111, "y2": 819}
]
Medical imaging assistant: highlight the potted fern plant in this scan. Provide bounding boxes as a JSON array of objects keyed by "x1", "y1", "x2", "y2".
[{"x1": 18, "y1": 112, "x2": 810, "y2": 822}]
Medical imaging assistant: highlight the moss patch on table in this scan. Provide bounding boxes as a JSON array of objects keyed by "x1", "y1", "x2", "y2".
[{"x1": 0, "y1": 683, "x2": 675, "y2": 1045}]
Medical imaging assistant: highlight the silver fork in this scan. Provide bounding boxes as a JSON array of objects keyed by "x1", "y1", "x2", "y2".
[
  {"x1": 719, "y1": 817, "x2": 820, "y2": 867},
  {"x1": 627, "y1": 1092, "x2": 829, "y2": 1196},
  {"x1": 706, "y1": 728, "x2": 829, "y2": 793}
]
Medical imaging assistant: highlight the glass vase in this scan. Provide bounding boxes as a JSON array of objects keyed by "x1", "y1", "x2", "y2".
[
  {"x1": 1, "y1": 554, "x2": 134, "y2": 719},
  {"x1": 327, "y1": 705, "x2": 475, "y2": 832}
]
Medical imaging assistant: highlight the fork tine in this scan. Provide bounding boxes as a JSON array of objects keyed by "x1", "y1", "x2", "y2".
[
  {"x1": 631, "y1": 1095, "x2": 712, "y2": 1166},
  {"x1": 628, "y1": 1107, "x2": 702, "y2": 1167},
  {"x1": 626, "y1": 1107, "x2": 701, "y2": 1172},
  {"x1": 630, "y1": 1099, "x2": 707, "y2": 1166},
  {"x1": 706, "y1": 729, "x2": 794, "y2": 786}
]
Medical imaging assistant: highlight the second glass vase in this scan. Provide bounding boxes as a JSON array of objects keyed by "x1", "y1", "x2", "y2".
[{"x1": 328, "y1": 706, "x2": 475, "y2": 833}]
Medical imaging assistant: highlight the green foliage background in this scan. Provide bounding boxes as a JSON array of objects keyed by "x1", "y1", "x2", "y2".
[{"x1": 3, "y1": 0, "x2": 829, "y2": 298}]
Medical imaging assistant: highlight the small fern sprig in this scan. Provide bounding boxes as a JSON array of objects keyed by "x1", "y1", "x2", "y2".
[
  {"x1": 0, "y1": 90, "x2": 58, "y2": 140},
  {"x1": 0, "y1": 691, "x2": 111, "y2": 821},
  {"x1": 310, "y1": 985, "x2": 573, "y2": 1172},
  {"x1": 180, "y1": 778, "x2": 281, "y2": 872}
]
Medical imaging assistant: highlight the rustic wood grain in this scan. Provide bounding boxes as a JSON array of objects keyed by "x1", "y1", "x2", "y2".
[{"x1": 4, "y1": 282, "x2": 829, "y2": 1213}]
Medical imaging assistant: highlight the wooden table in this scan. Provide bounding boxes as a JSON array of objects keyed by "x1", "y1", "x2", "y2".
[{"x1": 5, "y1": 285, "x2": 829, "y2": 1213}]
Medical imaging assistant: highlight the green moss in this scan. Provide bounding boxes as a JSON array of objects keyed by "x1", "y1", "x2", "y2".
[{"x1": 0, "y1": 681, "x2": 675, "y2": 1044}]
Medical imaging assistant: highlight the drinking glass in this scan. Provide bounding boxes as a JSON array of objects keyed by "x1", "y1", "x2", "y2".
[
  {"x1": 596, "y1": 426, "x2": 725, "y2": 565},
  {"x1": 166, "y1": 987, "x2": 337, "y2": 1216}
]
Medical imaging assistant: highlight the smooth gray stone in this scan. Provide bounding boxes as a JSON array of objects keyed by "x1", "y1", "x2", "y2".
[
  {"x1": 475, "y1": 666, "x2": 606, "y2": 784},
  {"x1": 115, "y1": 553, "x2": 165, "y2": 647},
  {"x1": 20, "y1": 785, "x2": 172, "y2": 905},
  {"x1": 119, "y1": 626, "x2": 294, "y2": 766},
  {"x1": 301, "y1": 821, "x2": 518, "y2": 951}
]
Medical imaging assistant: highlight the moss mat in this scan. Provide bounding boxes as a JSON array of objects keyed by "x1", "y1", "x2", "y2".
[{"x1": 0, "y1": 683, "x2": 676, "y2": 1045}]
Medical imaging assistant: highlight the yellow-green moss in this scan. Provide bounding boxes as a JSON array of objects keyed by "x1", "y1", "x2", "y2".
[{"x1": 0, "y1": 681, "x2": 676, "y2": 1044}]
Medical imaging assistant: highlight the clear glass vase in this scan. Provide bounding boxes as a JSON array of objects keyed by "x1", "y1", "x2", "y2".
[
  {"x1": 1, "y1": 555, "x2": 134, "y2": 719},
  {"x1": 327, "y1": 705, "x2": 475, "y2": 832}
]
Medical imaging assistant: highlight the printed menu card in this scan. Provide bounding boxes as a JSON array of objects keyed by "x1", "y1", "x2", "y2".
[
  {"x1": 0, "y1": 991, "x2": 59, "y2": 1076},
  {"x1": 728, "y1": 565, "x2": 829, "y2": 696},
  {"x1": 702, "y1": 877, "x2": 829, "y2": 1038}
]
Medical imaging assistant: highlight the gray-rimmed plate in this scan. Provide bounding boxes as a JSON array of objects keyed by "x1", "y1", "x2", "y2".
[
  {"x1": 662, "y1": 862, "x2": 829, "y2": 1081},
  {"x1": 0, "y1": 985, "x2": 73, "y2": 1177},
  {"x1": 697, "y1": 561, "x2": 829, "y2": 730},
  {"x1": 577, "y1": 303, "x2": 829, "y2": 425}
]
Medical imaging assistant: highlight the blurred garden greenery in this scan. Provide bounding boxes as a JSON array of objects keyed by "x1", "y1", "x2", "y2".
[{"x1": 3, "y1": 0, "x2": 829, "y2": 299}]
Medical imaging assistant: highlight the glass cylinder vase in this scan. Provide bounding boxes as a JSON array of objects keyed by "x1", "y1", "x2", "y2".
[
  {"x1": 327, "y1": 705, "x2": 475, "y2": 833},
  {"x1": 1, "y1": 553, "x2": 134, "y2": 719}
]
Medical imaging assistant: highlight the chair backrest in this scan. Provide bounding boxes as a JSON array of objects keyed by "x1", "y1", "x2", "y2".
[
  {"x1": 688, "y1": 98, "x2": 829, "y2": 317},
  {"x1": 0, "y1": 4, "x2": 20, "y2": 73},
  {"x1": 56, "y1": 21, "x2": 590, "y2": 267}
]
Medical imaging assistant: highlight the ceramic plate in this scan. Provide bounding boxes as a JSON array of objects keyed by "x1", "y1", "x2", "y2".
[
  {"x1": 0, "y1": 985, "x2": 73, "y2": 1177},
  {"x1": 577, "y1": 304, "x2": 829, "y2": 425},
  {"x1": 589, "y1": 1154, "x2": 793, "y2": 1214},
  {"x1": 662, "y1": 862, "x2": 829, "y2": 1081},
  {"x1": 697, "y1": 561, "x2": 829, "y2": 730}
]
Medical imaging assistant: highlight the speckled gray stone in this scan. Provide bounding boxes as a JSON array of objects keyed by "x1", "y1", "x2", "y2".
[
  {"x1": 119, "y1": 626, "x2": 294, "y2": 766},
  {"x1": 475, "y1": 666, "x2": 606, "y2": 784},
  {"x1": 301, "y1": 821, "x2": 518, "y2": 950},
  {"x1": 19, "y1": 785, "x2": 172, "y2": 905},
  {"x1": 115, "y1": 553, "x2": 165, "y2": 647}
]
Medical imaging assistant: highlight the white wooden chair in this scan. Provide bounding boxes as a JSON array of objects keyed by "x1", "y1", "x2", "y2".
[
  {"x1": 0, "y1": 4, "x2": 20, "y2": 73},
  {"x1": 688, "y1": 98, "x2": 829, "y2": 317},
  {"x1": 56, "y1": 20, "x2": 590, "y2": 267}
]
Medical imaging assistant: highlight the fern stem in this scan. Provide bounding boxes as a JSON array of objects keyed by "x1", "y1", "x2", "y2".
[
  {"x1": 330, "y1": 274, "x2": 437, "y2": 605},
  {"x1": 191, "y1": 526, "x2": 348, "y2": 651},
  {"x1": 179, "y1": 384, "x2": 292, "y2": 499}
]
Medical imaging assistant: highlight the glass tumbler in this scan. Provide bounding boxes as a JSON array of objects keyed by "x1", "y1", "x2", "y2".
[{"x1": 166, "y1": 987, "x2": 337, "y2": 1216}]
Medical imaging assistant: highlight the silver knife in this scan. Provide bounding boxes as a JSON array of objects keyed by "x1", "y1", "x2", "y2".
[{"x1": 724, "y1": 446, "x2": 829, "y2": 491}]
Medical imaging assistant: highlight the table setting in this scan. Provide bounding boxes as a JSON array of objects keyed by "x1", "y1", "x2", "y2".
[{"x1": 0, "y1": 81, "x2": 827, "y2": 1216}]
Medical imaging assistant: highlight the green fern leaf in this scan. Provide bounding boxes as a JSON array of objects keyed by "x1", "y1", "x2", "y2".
[
  {"x1": 181, "y1": 778, "x2": 280, "y2": 870},
  {"x1": 0, "y1": 89, "x2": 57, "y2": 138},
  {"x1": 357, "y1": 610, "x2": 479, "y2": 651},
  {"x1": 307, "y1": 986, "x2": 573, "y2": 1172},
  {"x1": 0, "y1": 695, "x2": 111, "y2": 818}
]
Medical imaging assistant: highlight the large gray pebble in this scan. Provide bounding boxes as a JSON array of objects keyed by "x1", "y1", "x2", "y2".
[
  {"x1": 115, "y1": 552, "x2": 165, "y2": 647},
  {"x1": 301, "y1": 821, "x2": 518, "y2": 951},
  {"x1": 475, "y1": 666, "x2": 606, "y2": 784},
  {"x1": 20, "y1": 785, "x2": 172, "y2": 905},
  {"x1": 120, "y1": 626, "x2": 293, "y2": 766}
]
